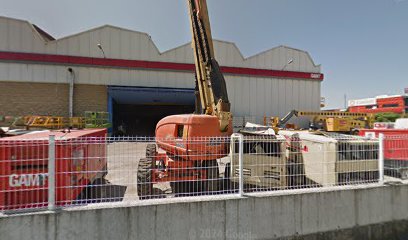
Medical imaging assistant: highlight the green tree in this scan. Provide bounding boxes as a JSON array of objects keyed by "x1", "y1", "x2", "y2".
[{"x1": 375, "y1": 113, "x2": 401, "y2": 122}]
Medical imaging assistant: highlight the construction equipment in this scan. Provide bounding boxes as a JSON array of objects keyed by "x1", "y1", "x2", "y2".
[
  {"x1": 280, "y1": 130, "x2": 379, "y2": 186},
  {"x1": 26, "y1": 112, "x2": 111, "y2": 130},
  {"x1": 226, "y1": 124, "x2": 378, "y2": 190},
  {"x1": 0, "y1": 112, "x2": 111, "y2": 132},
  {"x1": 25, "y1": 116, "x2": 86, "y2": 130},
  {"x1": 26, "y1": 116, "x2": 71, "y2": 129},
  {"x1": 0, "y1": 129, "x2": 108, "y2": 210},
  {"x1": 268, "y1": 110, "x2": 375, "y2": 134},
  {"x1": 228, "y1": 125, "x2": 297, "y2": 190},
  {"x1": 84, "y1": 111, "x2": 111, "y2": 129},
  {"x1": 137, "y1": 0, "x2": 232, "y2": 198}
]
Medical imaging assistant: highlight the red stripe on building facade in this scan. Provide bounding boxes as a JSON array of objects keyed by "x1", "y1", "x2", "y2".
[{"x1": 0, "y1": 51, "x2": 324, "y2": 81}]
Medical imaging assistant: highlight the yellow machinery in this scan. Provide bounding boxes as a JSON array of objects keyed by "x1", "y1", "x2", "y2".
[
  {"x1": 84, "y1": 111, "x2": 111, "y2": 128},
  {"x1": 26, "y1": 116, "x2": 63, "y2": 129},
  {"x1": 3, "y1": 112, "x2": 111, "y2": 130},
  {"x1": 26, "y1": 116, "x2": 85, "y2": 129},
  {"x1": 266, "y1": 110, "x2": 375, "y2": 133}
]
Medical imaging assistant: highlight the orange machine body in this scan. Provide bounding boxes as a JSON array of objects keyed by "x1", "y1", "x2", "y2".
[
  {"x1": 156, "y1": 114, "x2": 232, "y2": 161},
  {"x1": 151, "y1": 114, "x2": 232, "y2": 183}
]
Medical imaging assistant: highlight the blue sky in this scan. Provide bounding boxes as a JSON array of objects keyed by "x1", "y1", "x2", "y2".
[{"x1": 1, "y1": 0, "x2": 407, "y2": 109}]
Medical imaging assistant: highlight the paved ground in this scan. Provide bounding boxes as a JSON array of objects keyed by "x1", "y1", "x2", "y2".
[
  {"x1": 104, "y1": 142, "x2": 160, "y2": 202},
  {"x1": 101, "y1": 142, "x2": 230, "y2": 203}
]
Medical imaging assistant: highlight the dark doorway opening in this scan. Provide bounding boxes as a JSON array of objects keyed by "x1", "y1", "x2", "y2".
[
  {"x1": 113, "y1": 104, "x2": 194, "y2": 136},
  {"x1": 108, "y1": 86, "x2": 195, "y2": 136}
]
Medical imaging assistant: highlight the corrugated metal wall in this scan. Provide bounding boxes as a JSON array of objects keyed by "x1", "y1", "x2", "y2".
[{"x1": 0, "y1": 16, "x2": 322, "y2": 119}]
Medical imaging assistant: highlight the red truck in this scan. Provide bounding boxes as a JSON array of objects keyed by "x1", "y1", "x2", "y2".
[{"x1": 0, "y1": 129, "x2": 107, "y2": 211}]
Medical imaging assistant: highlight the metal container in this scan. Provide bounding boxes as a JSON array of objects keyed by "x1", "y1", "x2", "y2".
[
  {"x1": 279, "y1": 130, "x2": 379, "y2": 186},
  {"x1": 0, "y1": 129, "x2": 107, "y2": 210}
]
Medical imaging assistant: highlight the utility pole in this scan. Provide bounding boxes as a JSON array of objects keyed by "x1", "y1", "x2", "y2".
[{"x1": 344, "y1": 94, "x2": 347, "y2": 109}]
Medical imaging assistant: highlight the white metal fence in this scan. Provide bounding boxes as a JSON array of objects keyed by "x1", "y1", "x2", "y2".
[
  {"x1": 381, "y1": 134, "x2": 408, "y2": 180},
  {"x1": 0, "y1": 133, "x2": 406, "y2": 213}
]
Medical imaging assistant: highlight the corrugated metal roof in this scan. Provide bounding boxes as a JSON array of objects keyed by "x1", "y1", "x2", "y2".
[
  {"x1": 32, "y1": 24, "x2": 55, "y2": 41},
  {"x1": 0, "y1": 16, "x2": 322, "y2": 73}
]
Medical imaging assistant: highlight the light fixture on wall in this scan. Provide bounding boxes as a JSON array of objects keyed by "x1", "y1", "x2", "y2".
[
  {"x1": 281, "y1": 59, "x2": 294, "y2": 71},
  {"x1": 97, "y1": 43, "x2": 107, "y2": 58}
]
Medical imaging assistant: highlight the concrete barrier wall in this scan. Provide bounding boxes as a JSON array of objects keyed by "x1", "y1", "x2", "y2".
[{"x1": 1, "y1": 184, "x2": 408, "y2": 240}]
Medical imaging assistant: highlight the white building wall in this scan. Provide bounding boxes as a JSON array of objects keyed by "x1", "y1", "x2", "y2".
[{"x1": 0, "y1": 16, "x2": 322, "y2": 119}]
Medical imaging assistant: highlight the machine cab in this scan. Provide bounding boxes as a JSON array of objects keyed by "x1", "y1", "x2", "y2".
[{"x1": 155, "y1": 114, "x2": 232, "y2": 161}]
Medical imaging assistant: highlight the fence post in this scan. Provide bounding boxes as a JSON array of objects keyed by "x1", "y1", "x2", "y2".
[
  {"x1": 48, "y1": 135, "x2": 56, "y2": 211},
  {"x1": 378, "y1": 133, "x2": 385, "y2": 184},
  {"x1": 237, "y1": 134, "x2": 244, "y2": 197},
  {"x1": 230, "y1": 133, "x2": 244, "y2": 197}
]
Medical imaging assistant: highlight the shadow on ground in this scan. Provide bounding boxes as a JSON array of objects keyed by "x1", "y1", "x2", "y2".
[{"x1": 75, "y1": 179, "x2": 128, "y2": 204}]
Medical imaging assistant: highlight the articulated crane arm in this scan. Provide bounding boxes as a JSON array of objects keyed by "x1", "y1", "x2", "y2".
[{"x1": 187, "y1": 0, "x2": 232, "y2": 132}]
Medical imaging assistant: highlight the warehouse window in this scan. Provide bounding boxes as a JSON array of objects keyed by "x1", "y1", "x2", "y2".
[{"x1": 382, "y1": 103, "x2": 399, "y2": 108}]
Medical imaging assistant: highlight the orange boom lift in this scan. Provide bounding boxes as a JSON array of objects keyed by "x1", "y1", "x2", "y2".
[{"x1": 137, "y1": 0, "x2": 233, "y2": 198}]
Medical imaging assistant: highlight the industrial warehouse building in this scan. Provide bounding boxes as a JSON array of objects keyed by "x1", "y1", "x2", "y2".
[
  {"x1": 348, "y1": 95, "x2": 408, "y2": 114},
  {"x1": 0, "y1": 16, "x2": 324, "y2": 135}
]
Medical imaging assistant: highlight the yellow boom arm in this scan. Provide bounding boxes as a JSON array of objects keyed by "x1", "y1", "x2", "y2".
[{"x1": 187, "y1": 0, "x2": 232, "y2": 132}]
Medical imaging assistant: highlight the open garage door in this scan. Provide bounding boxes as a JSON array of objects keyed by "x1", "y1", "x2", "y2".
[{"x1": 108, "y1": 86, "x2": 195, "y2": 136}]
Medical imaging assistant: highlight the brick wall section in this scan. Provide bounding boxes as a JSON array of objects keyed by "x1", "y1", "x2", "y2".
[
  {"x1": 0, "y1": 82, "x2": 107, "y2": 117},
  {"x1": 73, "y1": 84, "x2": 107, "y2": 116}
]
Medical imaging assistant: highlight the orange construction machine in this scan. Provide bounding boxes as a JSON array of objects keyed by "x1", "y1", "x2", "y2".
[{"x1": 137, "y1": 0, "x2": 232, "y2": 198}]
